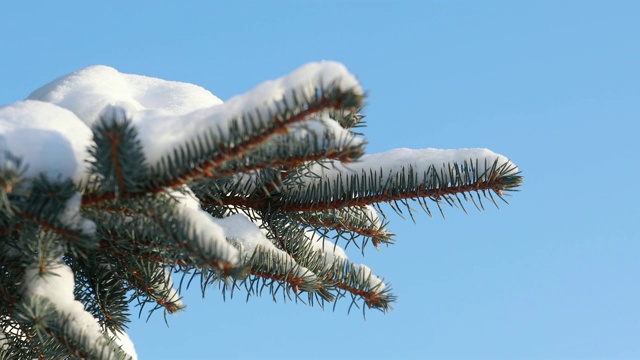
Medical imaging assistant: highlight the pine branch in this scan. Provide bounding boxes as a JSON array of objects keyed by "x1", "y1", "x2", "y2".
[
  {"x1": 252, "y1": 218, "x2": 392, "y2": 311},
  {"x1": 123, "y1": 260, "x2": 184, "y2": 315},
  {"x1": 241, "y1": 244, "x2": 323, "y2": 301},
  {"x1": 210, "y1": 134, "x2": 364, "y2": 182},
  {"x1": 292, "y1": 206, "x2": 393, "y2": 250},
  {"x1": 1, "y1": 62, "x2": 523, "y2": 357},
  {"x1": 93, "y1": 195, "x2": 240, "y2": 272},
  {"x1": 16, "y1": 261, "x2": 132, "y2": 360},
  {"x1": 68, "y1": 256, "x2": 131, "y2": 332},
  {"x1": 146, "y1": 84, "x2": 363, "y2": 193},
  {"x1": 15, "y1": 296, "x2": 130, "y2": 360},
  {"x1": 277, "y1": 154, "x2": 522, "y2": 216},
  {"x1": 88, "y1": 110, "x2": 149, "y2": 198}
]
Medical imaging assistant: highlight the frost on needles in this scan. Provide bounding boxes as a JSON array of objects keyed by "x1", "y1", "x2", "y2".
[{"x1": 0, "y1": 62, "x2": 522, "y2": 359}]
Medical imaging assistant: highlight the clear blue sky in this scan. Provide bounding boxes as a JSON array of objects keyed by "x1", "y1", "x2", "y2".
[{"x1": 2, "y1": 1, "x2": 639, "y2": 359}]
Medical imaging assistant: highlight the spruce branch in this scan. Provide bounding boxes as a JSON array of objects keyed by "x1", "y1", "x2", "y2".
[
  {"x1": 325, "y1": 259, "x2": 394, "y2": 311},
  {"x1": 68, "y1": 256, "x2": 131, "y2": 332},
  {"x1": 16, "y1": 261, "x2": 132, "y2": 360},
  {"x1": 328, "y1": 107, "x2": 366, "y2": 129},
  {"x1": 1, "y1": 313, "x2": 61, "y2": 360},
  {"x1": 146, "y1": 82, "x2": 363, "y2": 192},
  {"x1": 88, "y1": 110, "x2": 149, "y2": 198},
  {"x1": 208, "y1": 124, "x2": 366, "y2": 183},
  {"x1": 15, "y1": 296, "x2": 131, "y2": 360},
  {"x1": 1, "y1": 62, "x2": 523, "y2": 357},
  {"x1": 0, "y1": 151, "x2": 25, "y2": 218},
  {"x1": 91, "y1": 194, "x2": 241, "y2": 272},
  {"x1": 123, "y1": 260, "x2": 184, "y2": 315},
  {"x1": 291, "y1": 206, "x2": 394, "y2": 250},
  {"x1": 240, "y1": 245, "x2": 323, "y2": 301},
  {"x1": 11, "y1": 176, "x2": 96, "y2": 251},
  {"x1": 277, "y1": 153, "x2": 522, "y2": 217},
  {"x1": 253, "y1": 217, "x2": 391, "y2": 311}
]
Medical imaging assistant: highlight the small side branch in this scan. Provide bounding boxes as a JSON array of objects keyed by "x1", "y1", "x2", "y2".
[
  {"x1": 249, "y1": 270, "x2": 307, "y2": 295},
  {"x1": 330, "y1": 278, "x2": 388, "y2": 309},
  {"x1": 280, "y1": 171, "x2": 519, "y2": 213},
  {"x1": 104, "y1": 129, "x2": 127, "y2": 194},
  {"x1": 302, "y1": 215, "x2": 391, "y2": 249},
  {"x1": 150, "y1": 96, "x2": 356, "y2": 192},
  {"x1": 15, "y1": 209, "x2": 84, "y2": 243}
]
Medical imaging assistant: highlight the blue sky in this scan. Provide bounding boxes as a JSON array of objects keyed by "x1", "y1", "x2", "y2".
[{"x1": 2, "y1": 1, "x2": 639, "y2": 359}]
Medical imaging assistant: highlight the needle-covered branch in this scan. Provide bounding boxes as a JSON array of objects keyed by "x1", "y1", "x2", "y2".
[
  {"x1": 291, "y1": 205, "x2": 393, "y2": 250},
  {"x1": 277, "y1": 148, "x2": 522, "y2": 217},
  {"x1": 16, "y1": 261, "x2": 132, "y2": 360},
  {"x1": 1, "y1": 62, "x2": 522, "y2": 358}
]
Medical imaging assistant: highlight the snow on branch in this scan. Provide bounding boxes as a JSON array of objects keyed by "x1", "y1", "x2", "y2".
[
  {"x1": 18, "y1": 260, "x2": 136, "y2": 360},
  {"x1": 0, "y1": 100, "x2": 93, "y2": 183},
  {"x1": 160, "y1": 189, "x2": 242, "y2": 271},
  {"x1": 88, "y1": 110, "x2": 150, "y2": 197},
  {"x1": 0, "y1": 61, "x2": 522, "y2": 357},
  {"x1": 293, "y1": 205, "x2": 393, "y2": 250},
  {"x1": 144, "y1": 63, "x2": 364, "y2": 191},
  {"x1": 26, "y1": 62, "x2": 362, "y2": 186},
  {"x1": 212, "y1": 213, "x2": 323, "y2": 298},
  {"x1": 303, "y1": 233, "x2": 393, "y2": 311},
  {"x1": 214, "y1": 116, "x2": 366, "y2": 178},
  {"x1": 278, "y1": 148, "x2": 522, "y2": 216}
]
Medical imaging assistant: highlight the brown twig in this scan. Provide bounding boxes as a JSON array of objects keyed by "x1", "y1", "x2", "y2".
[
  {"x1": 147, "y1": 96, "x2": 348, "y2": 192},
  {"x1": 300, "y1": 215, "x2": 388, "y2": 249},
  {"x1": 104, "y1": 130, "x2": 127, "y2": 194},
  {"x1": 279, "y1": 172, "x2": 510, "y2": 213}
]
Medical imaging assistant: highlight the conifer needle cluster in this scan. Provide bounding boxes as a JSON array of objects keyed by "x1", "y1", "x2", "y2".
[{"x1": 0, "y1": 62, "x2": 522, "y2": 359}]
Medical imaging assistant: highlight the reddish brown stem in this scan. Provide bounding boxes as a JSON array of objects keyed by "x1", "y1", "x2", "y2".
[
  {"x1": 301, "y1": 216, "x2": 388, "y2": 248},
  {"x1": 330, "y1": 278, "x2": 384, "y2": 308},
  {"x1": 148, "y1": 96, "x2": 347, "y2": 192},
  {"x1": 203, "y1": 173, "x2": 508, "y2": 219},
  {"x1": 82, "y1": 98, "x2": 349, "y2": 207},
  {"x1": 215, "y1": 148, "x2": 357, "y2": 180},
  {"x1": 250, "y1": 270, "x2": 306, "y2": 295},
  {"x1": 81, "y1": 192, "x2": 117, "y2": 206},
  {"x1": 280, "y1": 173, "x2": 509, "y2": 213},
  {"x1": 16, "y1": 209, "x2": 83, "y2": 241},
  {"x1": 105, "y1": 130, "x2": 127, "y2": 194}
]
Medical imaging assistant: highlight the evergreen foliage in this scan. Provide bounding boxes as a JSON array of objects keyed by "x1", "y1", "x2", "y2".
[{"x1": 0, "y1": 62, "x2": 522, "y2": 359}]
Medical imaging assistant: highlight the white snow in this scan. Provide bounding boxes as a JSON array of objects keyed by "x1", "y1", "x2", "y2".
[
  {"x1": 306, "y1": 232, "x2": 385, "y2": 292},
  {"x1": 0, "y1": 62, "x2": 507, "y2": 352},
  {"x1": 288, "y1": 148, "x2": 518, "y2": 196},
  {"x1": 288, "y1": 115, "x2": 364, "y2": 150},
  {"x1": 28, "y1": 65, "x2": 223, "y2": 128},
  {"x1": 215, "y1": 213, "x2": 315, "y2": 280},
  {"x1": 354, "y1": 264, "x2": 386, "y2": 291},
  {"x1": 219, "y1": 61, "x2": 361, "y2": 126},
  {"x1": 160, "y1": 267, "x2": 183, "y2": 310},
  {"x1": 0, "y1": 100, "x2": 93, "y2": 182},
  {"x1": 169, "y1": 189, "x2": 240, "y2": 267},
  {"x1": 1, "y1": 63, "x2": 365, "y2": 262},
  {"x1": 307, "y1": 231, "x2": 348, "y2": 264},
  {"x1": 0, "y1": 101, "x2": 97, "y2": 238},
  {"x1": 107, "y1": 329, "x2": 138, "y2": 360},
  {"x1": 0, "y1": 315, "x2": 26, "y2": 351},
  {"x1": 26, "y1": 62, "x2": 362, "y2": 168},
  {"x1": 59, "y1": 192, "x2": 97, "y2": 236},
  {"x1": 360, "y1": 148, "x2": 518, "y2": 176},
  {"x1": 351, "y1": 205, "x2": 385, "y2": 229},
  {"x1": 213, "y1": 213, "x2": 273, "y2": 261},
  {"x1": 21, "y1": 259, "x2": 135, "y2": 358}
]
